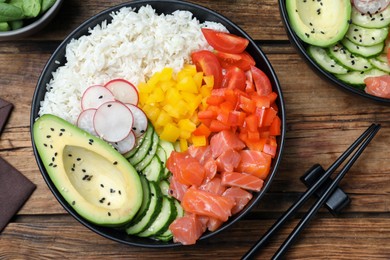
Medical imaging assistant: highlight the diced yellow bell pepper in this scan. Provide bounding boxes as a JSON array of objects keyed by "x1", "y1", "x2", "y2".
[
  {"x1": 160, "y1": 123, "x2": 180, "y2": 143},
  {"x1": 160, "y1": 67, "x2": 173, "y2": 81},
  {"x1": 163, "y1": 104, "x2": 180, "y2": 119},
  {"x1": 203, "y1": 75, "x2": 214, "y2": 88},
  {"x1": 178, "y1": 118, "x2": 197, "y2": 132},
  {"x1": 155, "y1": 110, "x2": 172, "y2": 128},
  {"x1": 192, "y1": 135, "x2": 207, "y2": 147},
  {"x1": 176, "y1": 76, "x2": 198, "y2": 94},
  {"x1": 193, "y1": 72, "x2": 204, "y2": 89},
  {"x1": 179, "y1": 138, "x2": 188, "y2": 152}
]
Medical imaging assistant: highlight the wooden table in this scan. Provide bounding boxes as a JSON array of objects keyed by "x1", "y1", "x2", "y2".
[{"x1": 1, "y1": 1, "x2": 389, "y2": 259}]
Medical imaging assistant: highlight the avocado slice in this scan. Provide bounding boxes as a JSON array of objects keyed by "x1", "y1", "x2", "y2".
[
  {"x1": 33, "y1": 114, "x2": 143, "y2": 227},
  {"x1": 286, "y1": 0, "x2": 352, "y2": 47}
]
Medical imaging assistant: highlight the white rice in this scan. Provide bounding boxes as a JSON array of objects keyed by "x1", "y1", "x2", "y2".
[{"x1": 38, "y1": 5, "x2": 227, "y2": 124}]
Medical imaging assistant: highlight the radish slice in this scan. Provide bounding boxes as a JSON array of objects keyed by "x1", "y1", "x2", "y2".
[
  {"x1": 111, "y1": 131, "x2": 136, "y2": 154},
  {"x1": 81, "y1": 85, "x2": 115, "y2": 110},
  {"x1": 104, "y1": 79, "x2": 139, "y2": 105},
  {"x1": 125, "y1": 104, "x2": 148, "y2": 137},
  {"x1": 93, "y1": 101, "x2": 134, "y2": 142},
  {"x1": 77, "y1": 108, "x2": 97, "y2": 135},
  {"x1": 353, "y1": 0, "x2": 389, "y2": 14}
]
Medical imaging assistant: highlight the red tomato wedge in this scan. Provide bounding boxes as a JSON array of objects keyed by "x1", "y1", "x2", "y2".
[
  {"x1": 222, "y1": 66, "x2": 246, "y2": 91},
  {"x1": 166, "y1": 151, "x2": 205, "y2": 186},
  {"x1": 169, "y1": 213, "x2": 205, "y2": 245},
  {"x1": 251, "y1": 66, "x2": 272, "y2": 96},
  {"x1": 181, "y1": 187, "x2": 235, "y2": 221},
  {"x1": 236, "y1": 150, "x2": 272, "y2": 180},
  {"x1": 201, "y1": 28, "x2": 249, "y2": 54},
  {"x1": 364, "y1": 75, "x2": 390, "y2": 98},
  {"x1": 222, "y1": 187, "x2": 253, "y2": 214},
  {"x1": 191, "y1": 50, "x2": 223, "y2": 88},
  {"x1": 215, "y1": 50, "x2": 256, "y2": 71},
  {"x1": 221, "y1": 171, "x2": 264, "y2": 192}
]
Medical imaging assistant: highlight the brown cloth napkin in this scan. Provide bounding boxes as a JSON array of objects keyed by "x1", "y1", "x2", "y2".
[
  {"x1": 0, "y1": 98, "x2": 13, "y2": 135},
  {"x1": 0, "y1": 98, "x2": 36, "y2": 232}
]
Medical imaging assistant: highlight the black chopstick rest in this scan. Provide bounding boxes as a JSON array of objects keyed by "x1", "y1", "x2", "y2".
[{"x1": 301, "y1": 164, "x2": 351, "y2": 216}]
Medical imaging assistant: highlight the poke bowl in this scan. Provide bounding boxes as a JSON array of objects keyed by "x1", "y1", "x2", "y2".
[
  {"x1": 31, "y1": 0, "x2": 286, "y2": 247},
  {"x1": 279, "y1": 0, "x2": 390, "y2": 103}
]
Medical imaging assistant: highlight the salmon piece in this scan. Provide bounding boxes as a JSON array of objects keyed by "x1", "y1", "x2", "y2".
[
  {"x1": 236, "y1": 150, "x2": 271, "y2": 179},
  {"x1": 210, "y1": 130, "x2": 245, "y2": 158},
  {"x1": 169, "y1": 175, "x2": 189, "y2": 201},
  {"x1": 199, "y1": 175, "x2": 226, "y2": 195},
  {"x1": 206, "y1": 217, "x2": 224, "y2": 232},
  {"x1": 169, "y1": 213, "x2": 205, "y2": 245},
  {"x1": 223, "y1": 187, "x2": 253, "y2": 214},
  {"x1": 187, "y1": 145, "x2": 217, "y2": 181},
  {"x1": 364, "y1": 75, "x2": 390, "y2": 98},
  {"x1": 181, "y1": 187, "x2": 235, "y2": 221},
  {"x1": 221, "y1": 171, "x2": 264, "y2": 192},
  {"x1": 167, "y1": 151, "x2": 205, "y2": 186},
  {"x1": 216, "y1": 148, "x2": 241, "y2": 172}
]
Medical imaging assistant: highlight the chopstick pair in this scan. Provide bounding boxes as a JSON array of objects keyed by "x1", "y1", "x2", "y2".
[{"x1": 242, "y1": 123, "x2": 381, "y2": 260}]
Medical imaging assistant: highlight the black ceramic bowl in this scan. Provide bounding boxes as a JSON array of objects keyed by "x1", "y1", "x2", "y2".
[
  {"x1": 31, "y1": 0, "x2": 286, "y2": 247},
  {"x1": 279, "y1": 0, "x2": 390, "y2": 104}
]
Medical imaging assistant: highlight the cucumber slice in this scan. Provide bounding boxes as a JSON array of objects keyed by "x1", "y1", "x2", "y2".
[
  {"x1": 351, "y1": 6, "x2": 390, "y2": 29},
  {"x1": 153, "y1": 199, "x2": 183, "y2": 242},
  {"x1": 128, "y1": 124, "x2": 154, "y2": 165},
  {"x1": 124, "y1": 128, "x2": 149, "y2": 159},
  {"x1": 329, "y1": 44, "x2": 372, "y2": 71},
  {"x1": 335, "y1": 68, "x2": 387, "y2": 86},
  {"x1": 376, "y1": 53, "x2": 388, "y2": 62},
  {"x1": 137, "y1": 196, "x2": 177, "y2": 237},
  {"x1": 156, "y1": 145, "x2": 166, "y2": 162},
  {"x1": 158, "y1": 140, "x2": 175, "y2": 179},
  {"x1": 345, "y1": 24, "x2": 388, "y2": 47},
  {"x1": 341, "y1": 38, "x2": 384, "y2": 58},
  {"x1": 369, "y1": 58, "x2": 390, "y2": 73},
  {"x1": 135, "y1": 131, "x2": 159, "y2": 172},
  {"x1": 307, "y1": 45, "x2": 349, "y2": 74},
  {"x1": 142, "y1": 155, "x2": 163, "y2": 182},
  {"x1": 159, "y1": 179, "x2": 170, "y2": 196},
  {"x1": 127, "y1": 174, "x2": 151, "y2": 225},
  {"x1": 126, "y1": 181, "x2": 163, "y2": 235}
]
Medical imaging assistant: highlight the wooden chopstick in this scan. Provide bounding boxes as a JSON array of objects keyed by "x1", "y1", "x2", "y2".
[{"x1": 242, "y1": 123, "x2": 381, "y2": 260}]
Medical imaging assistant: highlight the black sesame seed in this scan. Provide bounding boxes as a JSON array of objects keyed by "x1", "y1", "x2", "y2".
[
  {"x1": 108, "y1": 212, "x2": 111, "y2": 216},
  {"x1": 372, "y1": 37, "x2": 376, "y2": 40},
  {"x1": 52, "y1": 157, "x2": 55, "y2": 162},
  {"x1": 98, "y1": 95, "x2": 103, "y2": 99},
  {"x1": 140, "y1": 129, "x2": 145, "y2": 133},
  {"x1": 100, "y1": 184, "x2": 104, "y2": 188},
  {"x1": 60, "y1": 129, "x2": 65, "y2": 132},
  {"x1": 108, "y1": 104, "x2": 112, "y2": 108},
  {"x1": 49, "y1": 163, "x2": 53, "y2": 167},
  {"x1": 46, "y1": 135, "x2": 51, "y2": 138},
  {"x1": 44, "y1": 143, "x2": 48, "y2": 147},
  {"x1": 107, "y1": 202, "x2": 111, "y2": 206},
  {"x1": 110, "y1": 188, "x2": 115, "y2": 193},
  {"x1": 53, "y1": 165, "x2": 57, "y2": 168},
  {"x1": 305, "y1": 33, "x2": 310, "y2": 38},
  {"x1": 72, "y1": 201, "x2": 76, "y2": 205},
  {"x1": 71, "y1": 168, "x2": 75, "y2": 172},
  {"x1": 118, "y1": 190, "x2": 121, "y2": 195},
  {"x1": 82, "y1": 175, "x2": 89, "y2": 180},
  {"x1": 77, "y1": 158, "x2": 81, "y2": 161},
  {"x1": 82, "y1": 169, "x2": 86, "y2": 173},
  {"x1": 113, "y1": 161, "x2": 118, "y2": 165},
  {"x1": 68, "y1": 154, "x2": 72, "y2": 157},
  {"x1": 50, "y1": 128, "x2": 54, "y2": 131}
]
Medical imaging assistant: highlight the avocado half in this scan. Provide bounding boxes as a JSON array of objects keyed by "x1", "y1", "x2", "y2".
[
  {"x1": 33, "y1": 114, "x2": 143, "y2": 227},
  {"x1": 286, "y1": 0, "x2": 352, "y2": 47}
]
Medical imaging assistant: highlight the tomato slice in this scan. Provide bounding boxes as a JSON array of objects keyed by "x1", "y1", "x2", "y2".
[
  {"x1": 222, "y1": 66, "x2": 246, "y2": 91},
  {"x1": 191, "y1": 50, "x2": 223, "y2": 88},
  {"x1": 201, "y1": 28, "x2": 249, "y2": 54},
  {"x1": 250, "y1": 66, "x2": 272, "y2": 96},
  {"x1": 215, "y1": 50, "x2": 256, "y2": 71}
]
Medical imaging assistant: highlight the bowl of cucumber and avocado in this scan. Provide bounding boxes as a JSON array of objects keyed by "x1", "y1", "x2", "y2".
[
  {"x1": 279, "y1": 0, "x2": 390, "y2": 103},
  {"x1": 0, "y1": 0, "x2": 63, "y2": 40}
]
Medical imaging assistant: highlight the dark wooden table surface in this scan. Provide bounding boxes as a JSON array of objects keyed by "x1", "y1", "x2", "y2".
[{"x1": 1, "y1": 1, "x2": 389, "y2": 259}]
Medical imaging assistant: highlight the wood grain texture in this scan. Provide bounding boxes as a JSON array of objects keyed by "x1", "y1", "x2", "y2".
[{"x1": 0, "y1": 0, "x2": 389, "y2": 259}]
